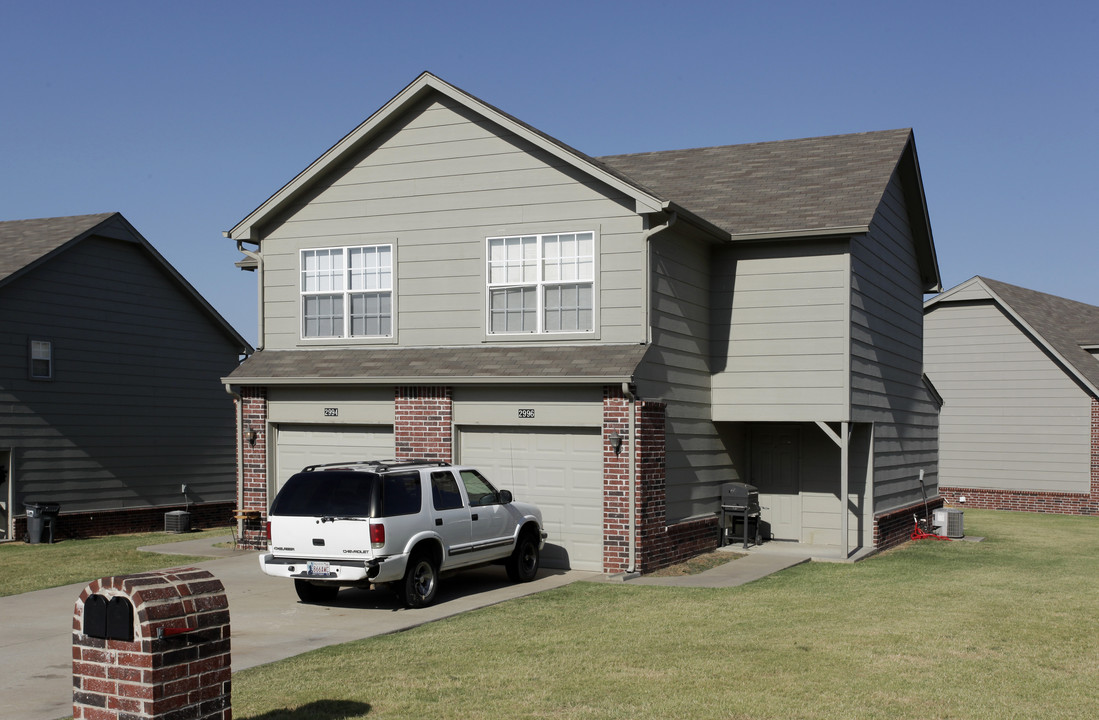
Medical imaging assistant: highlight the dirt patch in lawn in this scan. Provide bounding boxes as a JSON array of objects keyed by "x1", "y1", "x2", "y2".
[{"x1": 647, "y1": 550, "x2": 745, "y2": 577}]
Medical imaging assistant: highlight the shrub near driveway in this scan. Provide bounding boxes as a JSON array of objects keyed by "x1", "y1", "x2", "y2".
[
  {"x1": 232, "y1": 511, "x2": 1099, "y2": 720},
  {"x1": 0, "y1": 529, "x2": 220, "y2": 596}
]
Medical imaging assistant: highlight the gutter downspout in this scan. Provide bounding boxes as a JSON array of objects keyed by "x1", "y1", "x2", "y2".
[
  {"x1": 233, "y1": 238, "x2": 264, "y2": 351},
  {"x1": 224, "y1": 383, "x2": 244, "y2": 539},
  {"x1": 642, "y1": 210, "x2": 677, "y2": 344},
  {"x1": 622, "y1": 381, "x2": 638, "y2": 574}
]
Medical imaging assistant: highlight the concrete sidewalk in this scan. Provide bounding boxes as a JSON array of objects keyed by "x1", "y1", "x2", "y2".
[{"x1": 1, "y1": 534, "x2": 809, "y2": 720}]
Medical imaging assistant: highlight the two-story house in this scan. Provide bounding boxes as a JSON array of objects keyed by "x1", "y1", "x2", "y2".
[
  {"x1": 1, "y1": 213, "x2": 251, "y2": 541},
  {"x1": 224, "y1": 73, "x2": 942, "y2": 573}
]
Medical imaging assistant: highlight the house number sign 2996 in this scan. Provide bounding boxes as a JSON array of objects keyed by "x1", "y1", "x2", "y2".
[
  {"x1": 324, "y1": 407, "x2": 338, "y2": 417},
  {"x1": 518, "y1": 409, "x2": 535, "y2": 419}
]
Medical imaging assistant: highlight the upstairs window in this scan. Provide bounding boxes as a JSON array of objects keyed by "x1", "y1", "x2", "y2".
[
  {"x1": 487, "y1": 232, "x2": 593, "y2": 334},
  {"x1": 301, "y1": 245, "x2": 393, "y2": 339},
  {"x1": 30, "y1": 340, "x2": 52, "y2": 379}
]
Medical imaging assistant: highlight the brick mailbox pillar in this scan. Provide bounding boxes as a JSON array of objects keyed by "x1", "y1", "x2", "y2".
[{"x1": 72, "y1": 567, "x2": 231, "y2": 720}]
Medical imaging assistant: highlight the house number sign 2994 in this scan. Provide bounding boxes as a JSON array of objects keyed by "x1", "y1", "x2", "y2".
[
  {"x1": 518, "y1": 409, "x2": 535, "y2": 419},
  {"x1": 324, "y1": 408, "x2": 338, "y2": 417}
]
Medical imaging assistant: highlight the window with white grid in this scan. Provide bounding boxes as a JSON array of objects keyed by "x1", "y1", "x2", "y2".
[
  {"x1": 487, "y1": 232, "x2": 593, "y2": 334},
  {"x1": 301, "y1": 245, "x2": 393, "y2": 338}
]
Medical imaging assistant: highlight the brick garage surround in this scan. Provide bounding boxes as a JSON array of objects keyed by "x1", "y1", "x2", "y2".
[
  {"x1": 72, "y1": 568, "x2": 230, "y2": 720},
  {"x1": 939, "y1": 397, "x2": 1099, "y2": 517},
  {"x1": 236, "y1": 386, "x2": 269, "y2": 548},
  {"x1": 602, "y1": 386, "x2": 719, "y2": 574},
  {"x1": 394, "y1": 385, "x2": 453, "y2": 462}
]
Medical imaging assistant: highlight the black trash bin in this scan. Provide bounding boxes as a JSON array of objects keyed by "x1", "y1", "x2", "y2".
[{"x1": 24, "y1": 501, "x2": 60, "y2": 544}]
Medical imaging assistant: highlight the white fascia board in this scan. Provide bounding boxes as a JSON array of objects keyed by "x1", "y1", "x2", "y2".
[
  {"x1": 923, "y1": 275, "x2": 984, "y2": 309},
  {"x1": 228, "y1": 72, "x2": 664, "y2": 241}
]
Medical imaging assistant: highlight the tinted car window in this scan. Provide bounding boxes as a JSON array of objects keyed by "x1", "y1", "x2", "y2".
[
  {"x1": 431, "y1": 471, "x2": 464, "y2": 510},
  {"x1": 381, "y1": 472, "x2": 422, "y2": 516},
  {"x1": 270, "y1": 471, "x2": 377, "y2": 517}
]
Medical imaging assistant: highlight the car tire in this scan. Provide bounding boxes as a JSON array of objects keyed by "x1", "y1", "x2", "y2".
[
  {"x1": 295, "y1": 579, "x2": 340, "y2": 603},
  {"x1": 505, "y1": 530, "x2": 540, "y2": 583},
  {"x1": 398, "y1": 552, "x2": 439, "y2": 608}
]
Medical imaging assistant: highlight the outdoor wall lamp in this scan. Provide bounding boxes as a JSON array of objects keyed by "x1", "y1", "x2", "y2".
[
  {"x1": 245, "y1": 427, "x2": 258, "y2": 446},
  {"x1": 609, "y1": 431, "x2": 623, "y2": 455}
]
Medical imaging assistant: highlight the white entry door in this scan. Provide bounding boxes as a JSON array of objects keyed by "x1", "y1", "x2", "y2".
[{"x1": 458, "y1": 427, "x2": 603, "y2": 571}]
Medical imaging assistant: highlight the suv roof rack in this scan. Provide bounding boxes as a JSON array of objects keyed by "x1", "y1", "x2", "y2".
[{"x1": 300, "y1": 458, "x2": 451, "y2": 473}]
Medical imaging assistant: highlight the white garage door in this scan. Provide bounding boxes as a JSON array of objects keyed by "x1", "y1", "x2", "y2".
[
  {"x1": 275, "y1": 424, "x2": 394, "y2": 491},
  {"x1": 458, "y1": 426, "x2": 603, "y2": 571}
]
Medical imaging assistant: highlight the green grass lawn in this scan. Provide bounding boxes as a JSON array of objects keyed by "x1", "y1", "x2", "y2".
[
  {"x1": 231, "y1": 511, "x2": 1099, "y2": 720},
  {"x1": 0, "y1": 529, "x2": 226, "y2": 596}
]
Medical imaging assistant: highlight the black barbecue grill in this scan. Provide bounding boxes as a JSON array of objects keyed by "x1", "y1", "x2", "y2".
[{"x1": 720, "y1": 482, "x2": 762, "y2": 548}]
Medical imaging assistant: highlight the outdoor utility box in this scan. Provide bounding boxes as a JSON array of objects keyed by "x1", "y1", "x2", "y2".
[
  {"x1": 933, "y1": 508, "x2": 965, "y2": 538},
  {"x1": 73, "y1": 567, "x2": 231, "y2": 719},
  {"x1": 165, "y1": 509, "x2": 191, "y2": 533}
]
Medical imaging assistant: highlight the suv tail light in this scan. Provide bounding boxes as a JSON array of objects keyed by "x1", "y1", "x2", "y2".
[
  {"x1": 369, "y1": 522, "x2": 385, "y2": 548},
  {"x1": 266, "y1": 521, "x2": 272, "y2": 543}
]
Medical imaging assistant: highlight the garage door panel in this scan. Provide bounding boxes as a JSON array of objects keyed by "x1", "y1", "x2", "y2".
[
  {"x1": 459, "y1": 426, "x2": 603, "y2": 571},
  {"x1": 275, "y1": 424, "x2": 394, "y2": 491}
]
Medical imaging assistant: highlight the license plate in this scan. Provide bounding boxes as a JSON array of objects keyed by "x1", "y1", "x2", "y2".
[{"x1": 307, "y1": 561, "x2": 331, "y2": 576}]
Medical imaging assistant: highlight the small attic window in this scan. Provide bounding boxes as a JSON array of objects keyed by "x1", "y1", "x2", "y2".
[{"x1": 30, "y1": 340, "x2": 52, "y2": 380}]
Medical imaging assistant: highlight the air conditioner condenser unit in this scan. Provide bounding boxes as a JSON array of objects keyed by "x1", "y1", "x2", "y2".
[{"x1": 932, "y1": 508, "x2": 964, "y2": 538}]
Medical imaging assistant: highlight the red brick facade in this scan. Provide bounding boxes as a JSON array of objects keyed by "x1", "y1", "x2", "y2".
[
  {"x1": 237, "y1": 386, "x2": 269, "y2": 548},
  {"x1": 394, "y1": 385, "x2": 453, "y2": 462},
  {"x1": 72, "y1": 568, "x2": 231, "y2": 720},
  {"x1": 938, "y1": 397, "x2": 1099, "y2": 517},
  {"x1": 873, "y1": 497, "x2": 945, "y2": 550}
]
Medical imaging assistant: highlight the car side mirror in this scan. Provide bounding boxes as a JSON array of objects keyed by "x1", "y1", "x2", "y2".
[{"x1": 498, "y1": 490, "x2": 513, "y2": 504}]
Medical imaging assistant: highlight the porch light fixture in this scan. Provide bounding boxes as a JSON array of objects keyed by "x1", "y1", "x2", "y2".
[
  {"x1": 245, "y1": 427, "x2": 258, "y2": 446},
  {"x1": 609, "y1": 431, "x2": 622, "y2": 455}
]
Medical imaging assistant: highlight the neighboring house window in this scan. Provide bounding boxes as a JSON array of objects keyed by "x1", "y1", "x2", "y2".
[
  {"x1": 30, "y1": 340, "x2": 52, "y2": 379},
  {"x1": 487, "y1": 232, "x2": 593, "y2": 334},
  {"x1": 301, "y1": 245, "x2": 393, "y2": 338}
]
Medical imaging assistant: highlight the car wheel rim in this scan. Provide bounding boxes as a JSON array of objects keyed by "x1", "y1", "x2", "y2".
[{"x1": 413, "y1": 562, "x2": 435, "y2": 598}]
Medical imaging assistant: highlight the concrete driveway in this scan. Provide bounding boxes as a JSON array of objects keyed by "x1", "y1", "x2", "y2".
[{"x1": 0, "y1": 536, "x2": 593, "y2": 720}]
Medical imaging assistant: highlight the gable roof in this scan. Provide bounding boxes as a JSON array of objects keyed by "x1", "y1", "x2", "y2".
[
  {"x1": 224, "y1": 344, "x2": 650, "y2": 385},
  {"x1": 0, "y1": 212, "x2": 116, "y2": 285},
  {"x1": 0, "y1": 212, "x2": 251, "y2": 353},
  {"x1": 926, "y1": 276, "x2": 1099, "y2": 396},
  {"x1": 227, "y1": 72, "x2": 671, "y2": 243},
  {"x1": 226, "y1": 73, "x2": 940, "y2": 291}
]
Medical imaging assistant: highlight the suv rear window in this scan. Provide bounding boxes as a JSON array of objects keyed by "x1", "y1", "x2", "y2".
[{"x1": 270, "y1": 471, "x2": 378, "y2": 517}]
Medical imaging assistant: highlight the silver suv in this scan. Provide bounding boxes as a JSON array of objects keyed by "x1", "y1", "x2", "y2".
[{"x1": 259, "y1": 459, "x2": 546, "y2": 608}]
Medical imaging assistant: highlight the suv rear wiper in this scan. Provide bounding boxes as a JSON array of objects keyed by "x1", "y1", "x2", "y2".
[{"x1": 319, "y1": 516, "x2": 368, "y2": 523}]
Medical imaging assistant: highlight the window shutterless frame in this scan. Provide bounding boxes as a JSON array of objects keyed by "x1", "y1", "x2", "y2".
[
  {"x1": 486, "y1": 231, "x2": 594, "y2": 335},
  {"x1": 29, "y1": 339, "x2": 52, "y2": 380},
  {"x1": 300, "y1": 244, "x2": 394, "y2": 339}
]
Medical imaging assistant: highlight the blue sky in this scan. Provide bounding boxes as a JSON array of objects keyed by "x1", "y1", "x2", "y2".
[{"x1": 3, "y1": 1, "x2": 1096, "y2": 343}]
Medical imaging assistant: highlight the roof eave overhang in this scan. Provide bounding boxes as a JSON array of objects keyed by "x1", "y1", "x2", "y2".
[
  {"x1": 228, "y1": 72, "x2": 665, "y2": 242},
  {"x1": 221, "y1": 374, "x2": 634, "y2": 386}
]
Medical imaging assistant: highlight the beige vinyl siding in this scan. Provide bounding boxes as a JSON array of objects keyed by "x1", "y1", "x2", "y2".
[
  {"x1": 925, "y1": 302, "x2": 1091, "y2": 494},
  {"x1": 635, "y1": 231, "x2": 738, "y2": 521},
  {"x1": 0, "y1": 233, "x2": 242, "y2": 513},
  {"x1": 256, "y1": 94, "x2": 646, "y2": 349},
  {"x1": 711, "y1": 242, "x2": 849, "y2": 422},
  {"x1": 851, "y1": 170, "x2": 939, "y2": 513}
]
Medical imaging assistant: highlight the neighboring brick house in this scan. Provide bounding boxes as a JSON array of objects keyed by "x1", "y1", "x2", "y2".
[
  {"x1": 224, "y1": 72, "x2": 942, "y2": 572},
  {"x1": 925, "y1": 277, "x2": 1099, "y2": 515},
  {"x1": 0, "y1": 213, "x2": 251, "y2": 540}
]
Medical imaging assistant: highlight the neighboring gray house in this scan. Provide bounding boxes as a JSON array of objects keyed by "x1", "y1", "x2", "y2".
[
  {"x1": 224, "y1": 72, "x2": 942, "y2": 572},
  {"x1": 925, "y1": 277, "x2": 1099, "y2": 514},
  {"x1": 0, "y1": 213, "x2": 251, "y2": 540}
]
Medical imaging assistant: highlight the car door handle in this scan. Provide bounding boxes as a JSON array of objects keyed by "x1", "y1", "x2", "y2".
[
  {"x1": 472, "y1": 513, "x2": 479, "y2": 521},
  {"x1": 435, "y1": 518, "x2": 442, "y2": 526}
]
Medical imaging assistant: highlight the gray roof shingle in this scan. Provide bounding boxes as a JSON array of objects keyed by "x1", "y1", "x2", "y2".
[
  {"x1": 598, "y1": 128, "x2": 913, "y2": 238},
  {"x1": 227, "y1": 344, "x2": 651, "y2": 384},
  {"x1": 979, "y1": 277, "x2": 1099, "y2": 393},
  {"x1": 0, "y1": 213, "x2": 116, "y2": 284}
]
